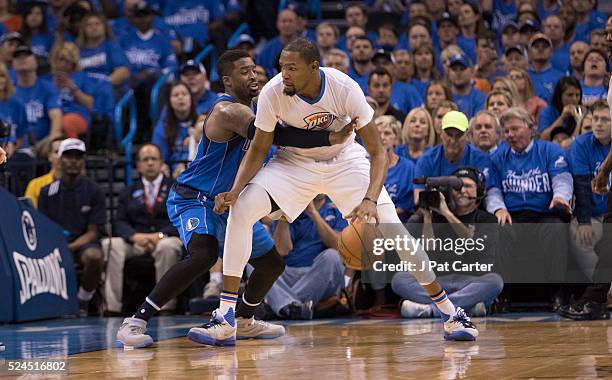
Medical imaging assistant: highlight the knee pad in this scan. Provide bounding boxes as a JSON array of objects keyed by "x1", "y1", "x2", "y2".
[
  {"x1": 250, "y1": 247, "x2": 286, "y2": 278},
  {"x1": 187, "y1": 234, "x2": 219, "y2": 271}
]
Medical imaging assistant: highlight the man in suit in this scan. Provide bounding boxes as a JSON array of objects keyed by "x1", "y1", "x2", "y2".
[{"x1": 103, "y1": 144, "x2": 182, "y2": 315}]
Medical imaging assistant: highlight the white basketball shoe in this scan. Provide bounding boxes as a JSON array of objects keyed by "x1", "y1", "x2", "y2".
[
  {"x1": 443, "y1": 307, "x2": 479, "y2": 341},
  {"x1": 116, "y1": 317, "x2": 154, "y2": 349},
  {"x1": 187, "y1": 308, "x2": 236, "y2": 346},
  {"x1": 236, "y1": 317, "x2": 285, "y2": 339}
]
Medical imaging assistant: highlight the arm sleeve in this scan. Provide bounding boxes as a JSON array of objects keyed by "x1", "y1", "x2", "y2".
[
  {"x1": 248, "y1": 121, "x2": 331, "y2": 148},
  {"x1": 573, "y1": 175, "x2": 593, "y2": 224},
  {"x1": 485, "y1": 187, "x2": 507, "y2": 214},
  {"x1": 114, "y1": 188, "x2": 137, "y2": 240},
  {"x1": 547, "y1": 144, "x2": 573, "y2": 200},
  {"x1": 552, "y1": 172, "x2": 574, "y2": 202},
  {"x1": 343, "y1": 79, "x2": 375, "y2": 129}
]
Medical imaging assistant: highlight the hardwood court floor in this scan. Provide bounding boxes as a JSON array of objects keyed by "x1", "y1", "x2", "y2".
[{"x1": 20, "y1": 315, "x2": 612, "y2": 379}]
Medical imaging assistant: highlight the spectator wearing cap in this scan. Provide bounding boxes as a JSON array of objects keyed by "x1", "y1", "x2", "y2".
[
  {"x1": 228, "y1": 33, "x2": 256, "y2": 60},
  {"x1": 376, "y1": 115, "x2": 415, "y2": 221},
  {"x1": 119, "y1": 3, "x2": 177, "y2": 86},
  {"x1": 486, "y1": 107, "x2": 572, "y2": 285},
  {"x1": 528, "y1": 32, "x2": 564, "y2": 103},
  {"x1": 315, "y1": 23, "x2": 338, "y2": 58},
  {"x1": 179, "y1": 60, "x2": 218, "y2": 115},
  {"x1": 51, "y1": 42, "x2": 96, "y2": 138},
  {"x1": 571, "y1": 0, "x2": 606, "y2": 44},
  {"x1": 0, "y1": 31, "x2": 23, "y2": 67},
  {"x1": 322, "y1": 48, "x2": 349, "y2": 74},
  {"x1": 538, "y1": 76, "x2": 584, "y2": 140},
  {"x1": 543, "y1": 15, "x2": 571, "y2": 74},
  {"x1": 111, "y1": 0, "x2": 179, "y2": 53},
  {"x1": 569, "y1": 41, "x2": 590, "y2": 80},
  {"x1": 349, "y1": 36, "x2": 374, "y2": 93},
  {"x1": 580, "y1": 49, "x2": 608, "y2": 105},
  {"x1": 448, "y1": 53, "x2": 486, "y2": 119},
  {"x1": 503, "y1": 45, "x2": 529, "y2": 72},
  {"x1": 474, "y1": 31, "x2": 506, "y2": 86},
  {"x1": 256, "y1": 9, "x2": 300, "y2": 78},
  {"x1": 519, "y1": 19, "x2": 540, "y2": 46},
  {"x1": 500, "y1": 21, "x2": 521, "y2": 52},
  {"x1": 24, "y1": 137, "x2": 62, "y2": 207},
  {"x1": 13, "y1": 44, "x2": 62, "y2": 155},
  {"x1": 77, "y1": 13, "x2": 130, "y2": 88},
  {"x1": 20, "y1": 2, "x2": 54, "y2": 58},
  {"x1": 376, "y1": 23, "x2": 398, "y2": 52},
  {"x1": 414, "y1": 110, "x2": 492, "y2": 203},
  {"x1": 393, "y1": 166, "x2": 502, "y2": 319},
  {"x1": 368, "y1": 67, "x2": 406, "y2": 122},
  {"x1": 103, "y1": 143, "x2": 182, "y2": 315},
  {"x1": 152, "y1": 81, "x2": 196, "y2": 177},
  {"x1": 38, "y1": 138, "x2": 106, "y2": 316},
  {"x1": 161, "y1": 0, "x2": 224, "y2": 53},
  {"x1": 469, "y1": 110, "x2": 502, "y2": 154},
  {"x1": 336, "y1": 4, "x2": 377, "y2": 52}
]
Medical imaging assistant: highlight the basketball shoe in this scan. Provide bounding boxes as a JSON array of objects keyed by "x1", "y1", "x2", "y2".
[
  {"x1": 236, "y1": 317, "x2": 285, "y2": 340},
  {"x1": 187, "y1": 308, "x2": 236, "y2": 346},
  {"x1": 116, "y1": 317, "x2": 154, "y2": 349},
  {"x1": 443, "y1": 307, "x2": 479, "y2": 341}
]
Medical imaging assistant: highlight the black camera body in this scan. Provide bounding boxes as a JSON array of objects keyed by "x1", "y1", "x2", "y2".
[{"x1": 414, "y1": 176, "x2": 463, "y2": 211}]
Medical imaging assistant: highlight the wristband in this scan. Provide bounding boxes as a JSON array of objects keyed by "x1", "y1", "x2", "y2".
[{"x1": 363, "y1": 197, "x2": 377, "y2": 204}]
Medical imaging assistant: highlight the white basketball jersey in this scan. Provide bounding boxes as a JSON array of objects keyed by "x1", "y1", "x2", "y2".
[{"x1": 255, "y1": 67, "x2": 374, "y2": 160}]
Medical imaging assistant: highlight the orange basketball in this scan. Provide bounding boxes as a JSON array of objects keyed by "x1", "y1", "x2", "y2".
[{"x1": 337, "y1": 222, "x2": 383, "y2": 270}]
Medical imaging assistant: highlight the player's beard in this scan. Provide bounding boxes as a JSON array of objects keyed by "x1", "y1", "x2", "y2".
[{"x1": 283, "y1": 86, "x2": 296, "y2": 96}]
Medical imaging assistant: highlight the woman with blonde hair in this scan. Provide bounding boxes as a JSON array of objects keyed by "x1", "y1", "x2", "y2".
[
  {"x1": 51, "y1": 42, "x2": 96, "y2": 138},
  {"x1": 397, "y1": 107, "x2": 435, "y2": 163},
  {"x1": 485, "y1": 89, "x2": 513, "y2": 117},
  {"x1": 507, "y1": 67, "x2": 547, "y2": 122},
  {"x1": 77, "y1": 12, "x2": 129, "y2": 87},
  {"x1": 376, "y1": 115, "x2": 415, "y2": 221},
  {"x1": 491, "y1": 77, "x2": 521, "y2": 106}
]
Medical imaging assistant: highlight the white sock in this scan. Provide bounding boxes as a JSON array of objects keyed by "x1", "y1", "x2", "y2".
[
  {"x1": 431, "y1": 290, "x2": 456, "y2": 320},
  {"x1": 219, "y1": 292, "x2": 238, "y2": 316},
  {"x1": 77, "y1": 287, "x2": 95, "y2": 302}
]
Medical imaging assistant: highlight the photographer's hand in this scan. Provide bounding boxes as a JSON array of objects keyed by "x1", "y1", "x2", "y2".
[
  {"x1": 0, "y1": 146, "x2": 6, "y2": 165},
  {"x1": 433, "y1": 194, "x2": 475, "y2": 239}
]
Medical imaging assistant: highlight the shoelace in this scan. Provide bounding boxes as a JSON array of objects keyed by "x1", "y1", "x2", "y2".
[
  {"x1": 453, "y1": 308, "x2": 476, "y2": 328},
  {"x1": 199, "y1": 311, "x2": 225, "y2": 330}
]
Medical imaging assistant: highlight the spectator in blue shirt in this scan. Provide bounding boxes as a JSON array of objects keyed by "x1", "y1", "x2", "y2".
[
  {"x1": 469, "y1": 110, "x2": 502, "y2": 154},
  {"x1": 255, "y1": 8, "x2": 300, "y2": 78},
  {"x1": 397, "y1": 107, "x2": 436, "y2": 163},
  {"x1": 377, "y1": 115, "x2": 415, "y2": 221},
  {"x1": 348, "y1": 36, "x2": 373, "y2": 93},
  {"x1": 20, "y1": 3, "x2": 55, "y2": 58},
  {"x1": 457, "y1": 2, "x2": 481, "y2": 63},
  {"x1": 580, "y1": 48, "x2": 608, "y2": 106},
  {"x1": 569, "y1": 100, "x2": 610, "y2": 280},
  {"x1": 414, "y1": 110, "x2": 492, "y2": 203},
  {"x1": 486, "y1": 107, "x2": 572, "y2": 282},
  {"x1": 162, "y1": 0, "x2": 223, "y2": 53},
  {"x1": 569, "y1": 41, "x2": 589, "y2": 81},
  {"x1": 528, "y1": 32, "x2": 564, "y2": 102},
  {"x1": 152, "y1": 81, "x2": 196, "y2": 177},
  {"x1": 13, "y1": 45, "x2": 62, "y2": 154},
  {"x1": 0, "y1": 61, "x2": 27, "y2": 157},
  {"x1": 0, "y1": 31, "x2": 23, "y2": 68},
  {"x1": 448, "y1": 53, "x2": 486, "y2": 119},
  {"x1": 411, "y1": 43, "x2": 439, "y2": 100},
  {"x1": 538, "y1": 76, "x2": 584, "y2": 140},
  {"x1": 571, "y1": 0, "x2": 605, "y2": 43},
  {"x1": 315, "y1": 22, "x2": 339, "y2": 59},
  {"x1": 268, "y1": 195, "x2": 347, "y2": 320},
  {"x1": 543, "y1": 15, "x2": 571, "y2": 74},
  {"x1": 77, "y1": 13, "x2": 130, "y2": 88},
  {"x1": 51, "y1": 42, "x2": 96, "y2": 138},
  {"x1": 371, "y1": 49, "x2": 422, "y2": 114},
  {"x1": 336, "y1": 4, "x2": 377, "y2": 52},
  {"x1": 179, "y1": 60, "x2": 218, "y2": 115}
]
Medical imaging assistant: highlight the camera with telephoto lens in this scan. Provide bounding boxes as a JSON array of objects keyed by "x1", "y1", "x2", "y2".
[{"x1": 413, "y1": 176, "x2": 464, "y2": 211}]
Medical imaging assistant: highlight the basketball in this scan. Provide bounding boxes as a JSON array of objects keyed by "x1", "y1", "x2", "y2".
[{"x1": 337, "y1": 222, "x2": 383, "y2": 270}]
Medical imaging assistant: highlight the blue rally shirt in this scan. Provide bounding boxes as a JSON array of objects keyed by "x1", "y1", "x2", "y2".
[
  {"x1": 490, "y1": 139, "x2": 570, "y2": 213},
  {"x1": 570, "y1": 132, "x2": 610, "y2": 218},
  {"x1": 385, "y1": 156, "x2": 415, "y2": 215},
  {"x1": 119, "y1": 28, "x2": 177, "y2": 75},
  {"x1": 453, "y1": 87, "x2": 486, "y2": 120},
  {"x1": 57, "y1": 71, "x2": 97, "y2": 125},
  {"x1": 79, "y1": 40, "x2": 130, "y2": 81},
  {"x1": 0, "y1": 97, "x2": 28, "y2": 146},
  {"x1": 528, "y1": 65, "x2": 564, "y2": 103},
  {"x1": 15, "y1": 78, "x2": 61, "y2": 141}
]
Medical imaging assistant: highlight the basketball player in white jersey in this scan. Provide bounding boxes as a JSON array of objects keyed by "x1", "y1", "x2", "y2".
[{"x1": 188, "y1": 38, "x2": 478, "y2": 344}]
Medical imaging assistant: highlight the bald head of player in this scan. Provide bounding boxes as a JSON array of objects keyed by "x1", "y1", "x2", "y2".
[
  {"x1": 279, "y1": 38, "x2": 322, "y2": 97},
  {"x1": 217, "y1": 49, "x2": 260, "y2": 105}
]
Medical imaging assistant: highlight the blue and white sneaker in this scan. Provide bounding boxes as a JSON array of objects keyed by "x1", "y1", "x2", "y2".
[
  {"x1": 0, "y1": 341, "x2": 5, "y2": 351},
  {"x1": 188, "y1": 309, "x2": 236, "y2": 346},
  {"x1": 116, "y1": 318, "x2": 154, "y2": 349},
  {"x1": 236, "y1": 317, "x2": 285, "y2": 340},
  {"x1": 443, "y1": 308, "x2": 479, "y2": 341}
]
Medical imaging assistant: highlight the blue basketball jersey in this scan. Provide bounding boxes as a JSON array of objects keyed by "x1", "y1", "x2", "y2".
[{"x1": 177, "y1": 94, "x2": 250, "y2": 196}]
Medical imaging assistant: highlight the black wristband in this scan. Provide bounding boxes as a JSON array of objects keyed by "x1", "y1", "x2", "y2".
[{"x1": 363, "y1": 197, "x2": 377, "y2": 204}]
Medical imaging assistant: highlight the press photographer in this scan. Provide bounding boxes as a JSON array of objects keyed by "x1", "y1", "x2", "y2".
[{"x1": 391, "y1": 167, "x2": 503, "y2": 318}]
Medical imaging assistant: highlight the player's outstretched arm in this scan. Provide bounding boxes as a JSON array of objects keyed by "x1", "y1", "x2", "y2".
[
  {"x1": 346, "y1": 121, "x2": 389, "y2": 224},
  {"x1": 214, "y1": 128, "x2": 274, "y2": 214}
]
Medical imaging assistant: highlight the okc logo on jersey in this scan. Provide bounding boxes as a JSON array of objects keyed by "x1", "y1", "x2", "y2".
[{"x1": 303, "y1": 112, "x2": 336, "y2": 130}]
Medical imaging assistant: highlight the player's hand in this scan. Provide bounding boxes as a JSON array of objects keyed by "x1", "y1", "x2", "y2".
[
  {"x1": 495, "y1": 209, "x2": 512, "y2": 226},
  {"x1": 329, "y1": 117, "x2": 358, "y2": 145},
  {"x1": 576, "y1": 224, "x2": 594, "y2": 246},
  {"x1": 549, "y1": 196, "x2": 572, "y2": 215},
  {"x1": 346, "y1": 198, "x2": 379, "y2": 225},
  {"x1": 214, "y1": 191, "x2": 239, "y2": 214},
  {"x1": 0, "y1": 146, "x2": 6, "y2": 165},
  {"x1": 592, "y1": 174, "x2": 609, "y2": 194}
]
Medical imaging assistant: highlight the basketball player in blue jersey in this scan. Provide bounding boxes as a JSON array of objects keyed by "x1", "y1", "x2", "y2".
[{"x1": 116, "y1": 49, "x2": 355, "y2": 349}]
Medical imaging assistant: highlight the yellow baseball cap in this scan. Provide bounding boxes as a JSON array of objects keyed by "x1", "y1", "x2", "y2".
[{"x1": 441, "y1": 111, "x2": 469, "y2": 133}]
